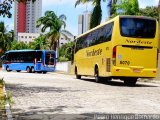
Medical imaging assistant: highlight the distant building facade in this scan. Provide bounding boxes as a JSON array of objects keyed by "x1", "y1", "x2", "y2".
[
  {"x1": 59, "y1": 34, "x2": 75, "y2": 47},
  {"x1": 18, "y1": 33, "x2": 40, "y2": 44},
  {"x1": 78, "y1": 11, "x2": 91, "y2": 35},
  {"x1": 14, "y1": 0, "x2": 42, "y2": 39}
]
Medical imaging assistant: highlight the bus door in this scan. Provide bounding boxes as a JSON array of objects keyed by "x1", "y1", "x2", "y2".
[{"x1": 34, "y1": 51, "x2": 43, "y2": 71}]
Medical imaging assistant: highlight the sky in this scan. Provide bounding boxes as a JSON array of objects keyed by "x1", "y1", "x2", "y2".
[{"x1": 0, "y1": 0, "x2": 159, "y2": 36}]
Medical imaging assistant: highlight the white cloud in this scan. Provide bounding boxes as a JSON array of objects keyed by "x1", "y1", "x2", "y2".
[{"x1": 43, "y1": 0, "x2": 76, "y2": 7}]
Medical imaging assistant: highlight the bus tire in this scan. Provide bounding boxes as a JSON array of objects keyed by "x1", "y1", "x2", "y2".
[
  {"x1": 95, "y1": 66, "x2": 103, "y2": 83},
  {"x1": 31, "y1": 67, "x2": 35, "y2": 73},
  {"x1": 75, "y1": 67, "x2": 81, "y2": 79},
  {"x1": 104, "y1": 77, "x2": 112, "y2": 83},
  {"x1": 123, "y1": 78, "x2": 137, "y2": 86},
  {"x1": 26, "y1": 67, "x2": 31, "y2": 73},
  {"x1": 6, "y1": 66, "x2": 11, "y2": 72},
  {"x1": 16, "y1": 70, "x2": 21, "y2": 72},
  {"x1": 42, "y1": 71, "x2": 47, "y2": 74}
]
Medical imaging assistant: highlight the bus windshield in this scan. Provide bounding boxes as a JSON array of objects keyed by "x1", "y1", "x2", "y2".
[{"x1": 120, "y1": 17, "x2": 156, "y2": 38}]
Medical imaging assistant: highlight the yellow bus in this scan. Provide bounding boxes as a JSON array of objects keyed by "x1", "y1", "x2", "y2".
[{"x1": 73, "y1": 15, "x2": 159, "y2": 86}]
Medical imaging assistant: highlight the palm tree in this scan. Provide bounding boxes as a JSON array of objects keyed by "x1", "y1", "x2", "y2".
[
  {"x1": 0, "y1": 22, "x2": 14, "y2": 54},
  {"x1": 36, "y1": 11, "x2": 72, "y2": 50},
  {"x1": 75, "y1": 0, "x2": 106, "y2": 29}
]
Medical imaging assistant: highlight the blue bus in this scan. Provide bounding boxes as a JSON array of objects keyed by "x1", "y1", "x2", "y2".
[{"x1": 1, "y1": 50, "x2": 56, "y2": 73}]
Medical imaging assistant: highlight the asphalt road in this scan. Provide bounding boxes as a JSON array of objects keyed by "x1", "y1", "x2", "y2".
[{"x1": 0, "y1": 70, "x2": 160, "y2": 120}]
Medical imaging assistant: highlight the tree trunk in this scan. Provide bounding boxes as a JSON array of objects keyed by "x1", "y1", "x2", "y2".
[{"x1": 56, "y1": 40, "x2": 59, "y2": 60}]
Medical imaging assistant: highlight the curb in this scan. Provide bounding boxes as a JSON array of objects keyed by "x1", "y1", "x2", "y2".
[{"x1": 3, "y1": 83, "x2": 13, "y2": 120}]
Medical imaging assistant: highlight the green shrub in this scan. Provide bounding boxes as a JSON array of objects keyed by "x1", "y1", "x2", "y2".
[
  {"x1": 59, "y1": 42, "x2": 74, "y2": 61},
  {"x1": 0, "y1": 79, "x2": 13, "y2": 109},
  {"x1": 0, "y1": 78, "x2": 4, "y2": 86},
  {"x1": 59, "y1": 56, "x2": 69, "y2": 62}
]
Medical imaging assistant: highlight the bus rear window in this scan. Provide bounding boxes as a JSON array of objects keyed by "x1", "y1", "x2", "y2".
[
  {"x1": 120, "y1": 17, "x2": 156, "y2": 38},
  {"x1": 45, "y1": 52, "x2": 54, "y2": 65}
]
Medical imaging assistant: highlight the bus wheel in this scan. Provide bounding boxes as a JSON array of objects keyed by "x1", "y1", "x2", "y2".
[
  {"x1": 75, "y1": 67, "x2": 81, "y2": 79},
  {"x1": 42, "y1": 71, "x2": 47, "y2": 74},
  {"x1": 26, "y1": 67, "x2": 31, "y2": 73},
  {"x1": 31, "y1": 67, "x2": 35, "y2": 73},
  {"x1": 123, "y1": 78, "x2": 137, "y2": 86},
  {"x1": 104, "y1": 77, "x2": 112, "y2": 83},
  {"x1": 6, "y1": 66, "x2": 11, "y2": 72},
  {"x1": 16, "y1": 70, "x2": 21, "y2": 72},
  {"x1": 95, "y1": 67, "x2": 102, "y2": 83}
]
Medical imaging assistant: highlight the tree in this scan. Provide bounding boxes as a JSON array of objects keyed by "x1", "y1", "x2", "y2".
[
  {"x1": 107, "y1": 0, "x2": 118, "y2": 17},
  {"x1": 10, "y1": 40, "x2": 30, "y2": 50},
  {"x1": 139, "y1": 7, "x2": 159, "y2": 20},
  {"x1": 75, "y1": 0, "x2": 106, "y2": 29},
  {"x1": 36, "y1": 11, "x2": 73, "y2": 50},
  {"x1": 0, "y1": 0, "x2": 36, "y2": 18},
  {"x1": 114, "y1": 0, "x2": 139, "y2": 16},
  {"x1": 59, "y1": 42, "x2": 74, "y2": 61},
  {"x1": 30, "y1": 35, "x2": 49, "y2": 50},
  {"x1": 0, "y1": 22, "x2": 14, "y2": 53}
]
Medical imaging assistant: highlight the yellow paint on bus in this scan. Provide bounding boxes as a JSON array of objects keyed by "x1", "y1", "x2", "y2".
[{"x1": 73, "y1": 15, "x2": 159, "y2": 85}]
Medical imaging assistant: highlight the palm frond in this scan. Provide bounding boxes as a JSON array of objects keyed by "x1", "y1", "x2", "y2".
[
  {"x1": 60, "y1": 20, "x2": 66, "y2": 29},
  {"x1": 75, "y1": 0, "x2": 93, "y2": 7},
  {"x1": 61, "y1": 30, "x2": 74, "y2": 37},
  {"x1": 59, "y1": 14, "x2": 67, "y2": 21},
  {"x1": 41, "y1": 25, "x2": 48, "y2": 33},
  {"x1": 75, "y1": 0, "x2": 83, "y2": 7},
  {"x1": 60, "y1": 33, "x2": 69, "y2": 40}
]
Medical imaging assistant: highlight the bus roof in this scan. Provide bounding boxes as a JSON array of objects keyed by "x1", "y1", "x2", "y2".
[
  {"x1": 76, "y1": 15, "x2": 156, "y2": 39},
  {"x1": 5, "y1": 50, "x2": 55, "y2": 54}
]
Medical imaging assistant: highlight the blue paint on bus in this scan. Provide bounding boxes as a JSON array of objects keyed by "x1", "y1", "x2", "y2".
[{"x1": 1, "y1": 50, "x2": 56, "y2": 73}]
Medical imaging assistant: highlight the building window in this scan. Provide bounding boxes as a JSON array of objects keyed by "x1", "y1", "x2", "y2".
[{"x1": 21, "y1": 36, "x2": 24, "y2": 38}]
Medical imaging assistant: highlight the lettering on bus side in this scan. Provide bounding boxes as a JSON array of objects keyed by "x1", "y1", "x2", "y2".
[
  {"x1": 86, "y1": 49, "x2": 102, "y2": 57},
  {"x1": 120, "y1": 60, "x2": 130, "y2": 65},
  {"x1": 126, "y1": 39, "x2": 152, "y2": 44}
]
